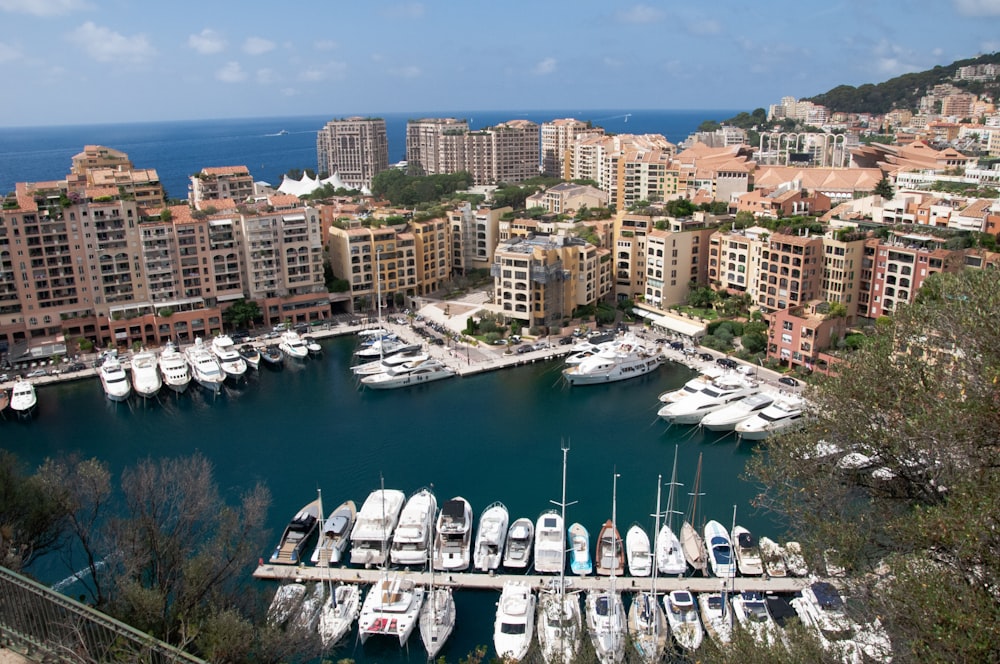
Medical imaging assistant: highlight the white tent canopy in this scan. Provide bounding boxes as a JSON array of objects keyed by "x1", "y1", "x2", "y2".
[{"x1": 277, "y1": 172, "x2": 369, "y2": 197}]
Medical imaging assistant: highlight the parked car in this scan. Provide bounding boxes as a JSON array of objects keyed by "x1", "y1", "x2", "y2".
[
  {"x1": 559, "y1": 336, "x2": 574, "y2": 346},
  {"x1": 699, "y1": 352, "x2": 714, "y2": 362},
  {"x1": 778, "y1": 376, "x2": 800, "y2": 387},
  {"x1": 26, "y1": 369, "x2": 48, "y2": 378},
  {"x1": 66, "y1": 362, "x2": 87, "y2": 372},
  {"x1": 682, "y1": 348, "x2": 697, "y2": 357},
  {"x1": 516, "y1": 345, "x2": 533, "y2": 355},
  {"x1": 716, "y1": 357, "x2": 738, "y2": 369},
  {"x1": 669, "y1": 341, "x2": 685, "y2": 350}
]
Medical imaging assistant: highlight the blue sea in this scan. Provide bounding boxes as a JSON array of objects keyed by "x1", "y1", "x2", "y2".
[{"x1": 0, "y1": 110, "x2": 737, "y2": 199}]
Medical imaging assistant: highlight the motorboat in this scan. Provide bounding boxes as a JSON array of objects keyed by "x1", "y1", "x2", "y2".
[
  {"x1": 657, "y1": 367, "x2": 724, "y2": 403},
  {"x1": 99, "y1": 356, "x2": 131, "y2": 402},
  {"x1": 211, "y1": 334, "x2": 248, "y2": 380},
  {"x1": 278, "y1": 330, "x2": 309, "y2": 359},
  {"x1": 10, "y1": 379, "x2": 37, "y2": 416},
  {"x1": 736, "y1": 395, "x2": 808, "y2": 440},
  {"x1": 349, "y1": 488, "x2": 405, "y2": 567},
  {"x1": 473, "y1": 501, "x2": 509, "y2": 572},
  {"x1": 358, "y1": 327, "x2": 390, "y2": 338},
  {"x1": 129, "y1": 351, "x2": 161, "y2": 398},
  {"x1": 699, "y1": 391, "x2": 777, "y2": 431},
  {"x1": 758, "y1": 536, "x2": 788, "y2": 577},
  {"x1": 655, "y1": 523, "x2": 687, "y2": 576},
  {"x1": 704, "y1": 519, "x2": 736, "y2": 578},
  {"x1": 783, "y1": 541, "x2": 809, "y2": 576},
  {"x1": 419, "y1": 584, "x2": 455, "y2": 659},
  {"x1": 303, "y1": 335, "x2": 322, "y2": 355},
  {"x1": 493, "y1": 581, "x2": 536, "y2": 662},
  {"x1": 360, "y1": 357, "x2": 456, "y2": 390},
  {"x1": 260, "y1": 344, "x2": 284, "y2": 367},
  {"x1": 352, "y1": 350, "x2": 429, "y2": 376},
  {"x1": 731, "y1": 591, "x2": 780, "y2": 646},
  {"x1": 157, "y1": 342, "x2": 191, "y2": 393},
  {"x1": 562, "y1": 334, "x2": 663, "y2": 386},
  {"x1": 657, "y1": 376, "x2": 760, "y2": 424},
  {"x1": 355, "y1": 336, "x2": 420, "y2": 359},
  {"x1": 390, "y1": 488, "x2": 437, "y2": 567},
  {"x1": 238, "y1": 344, "x2": 261, "y2": 370},
  {"x1": 503, "y1": 518, "x2": 534, "y2": 570},
  {"x1": 766, "y1": 592, "x2": 799, "y2": 633},
  {"x1": 536, "y1": 586, "x2": 582, "y2": 664},
  {"x1": 291, "y1": 582, "x2": 325, "y2": 633},
  {"x1": 267, "y1": 582, "x2": 306, "y2": 627},
  {"x1": 269, "y1": 498, "x2": 321, "y2": 565},
  {"x1": 357, "y1": 573, "x2": 425, "y2": 645},
  {"x1": 791, "y1": 581, "x2": 857, "y2": 651},
  {"x1": 594, "y1": 520, "x2": 624, "y2": 577},
  {"x1": 569, "y1": 522, "x2": 592, "y2": 575},
  {"x1": 185, "y1": 338, "x2": 225, "y2": 393},
  {"x1": 433, "y1": 496, "x2": 473, "y2": 571},
  {"x1": 697, "y1": 591, "x2": 733, "y2": 645},
  {"x1": 627, "y1": 591, "x2": 667, "y2": 663},
  {"x1": 310, "y1": 499, "x2": 357, "y2": 566},
  {"x1": 585, "y1": 590, "x2": 625, "y2": 664},
  {"x1": 731, "y1": 525, "x2": 764, "y2": 576},
  {"x1": 663, "y1": 589, "x2": 704, "y2": 652},
  {"x1": 317, "y1": 583, "x2": 361, "y2": 648},
  {"x1": 533, "y1": 510, "x2": 565, "y2": 574},
  {"x1": 625, "y1": 525, "x2": 653, "y2": 577},
  {"x1": 563, "y1": 340, "x2": 603, "y2": 366}
]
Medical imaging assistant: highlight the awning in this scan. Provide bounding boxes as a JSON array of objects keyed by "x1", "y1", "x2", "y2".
[
  {"x1": 650, "y1": 313, "x2": 706, "y2": 339},
  {"x1": 217, "y1": 293, "x2": 246, "y2": 302},
  {"x1": 631, "y1": 308, "x2": 659, "y2": 320}
]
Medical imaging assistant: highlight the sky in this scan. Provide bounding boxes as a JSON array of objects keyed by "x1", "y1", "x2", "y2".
[{"x1": 1, "y1": 0, "x2": 999, "y2": 127}]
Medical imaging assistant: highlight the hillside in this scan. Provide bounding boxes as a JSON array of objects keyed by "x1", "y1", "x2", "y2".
[{"x1": 803, "y1": 52, "x2": 1000, "y2": 115}]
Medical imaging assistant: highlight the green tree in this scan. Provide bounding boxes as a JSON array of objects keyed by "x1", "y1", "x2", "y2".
[
  {"x1": 222, "y1": 299, "x2": 262, "y2": 329},
  {"x1": 873, "y1": 176, "x2": 894, "y2": 199},
  {"x1": 0, "y1": 450, "x2": 67, "y2": 571}
]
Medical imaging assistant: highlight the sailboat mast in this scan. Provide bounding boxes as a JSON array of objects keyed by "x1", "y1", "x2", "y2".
[
  {"x1": 375, "y1": 251, "x2": 384, "y2": 362},
  {"x1": 611, "y1": 469, "x2": 620, "y2": 651}
]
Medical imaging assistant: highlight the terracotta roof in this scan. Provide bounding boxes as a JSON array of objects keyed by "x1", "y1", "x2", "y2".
[{"x1": 201, "y1": 166, "x2": 250, "y2": 176}]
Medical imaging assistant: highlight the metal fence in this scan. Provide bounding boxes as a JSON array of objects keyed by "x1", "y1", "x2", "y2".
[{"x1": 0, "y1": 566, "x2": 206, "y2": 664}]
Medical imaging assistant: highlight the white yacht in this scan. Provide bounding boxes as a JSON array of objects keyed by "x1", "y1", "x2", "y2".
[
  {"x1": 185, "y1": 339, "x2": 225, "y2": 393},
  {"x1": 238, "y1": 344, "x2": 260, "y2": 371},
  {"x1": 731, "y1": 591, "x2": 780, "y2": 646},
  {"x1": 731, "y1": 525, "x2": 764, "y2": 576},
  {"x1": 697, "y1": 592, "x2": 733, "y2": 645},
  {"x1": 627, "y1": 591, "x2": 667, "y2": 664},
  {"x1": 655, "y1": 523, "x2": 687, "y2": 576},
  {"x1": 562, "y1": 335, "x2": 663, "y2": 386},
  {"x1": 267, "y1": 582, "x2": 307, "y2": 627},
  {"x1": 130, "y1": 351, "x2": 161, "y2": 399},
  {"x1": 352, "y1": 350, "x2": 428, "y2": 376},
  {"x1": 433, "y1": 497, "x2": 473, "y2": 571},
  {"x1": 537, "y1": 587, "x2": 582, "y2": 664},
  {"x1": 533, "y1": 510, "x2": 565, "y2": 574},
  {"x1": 310, "y1": 500, "x2": 356, "y2": 567},
  {"x1": 317, "y1": 584, "x2": 360, "y2": 648},
  {"x1": 157, "y1": 342, "x2": 191, "y2": 393},
  {"x1": 349, "y1": 488, "x2": 405, "y2": 567},
  {"x1": 278, "y1": 330, "x2": 309, "y2": 359},
  {"x1": 355, "y1": 336, "x2": 420, "y2": 359},
  {"x1": 657, "y1": 376, "x2": 759, "y2": 424},
  {"x1": 791, "y1": 581, "x2": 862, "y2": 661},
  {"x1": 736, "y1": 395, "x2": 808, "y2": 440},
  {"x1": 390, "y1": 488, "x2": 437, "y2": 567},
  {"x1": 502, "y1": 518, "x2": 534, "y2": 570},
  {"x1": 563, "y1": 340, "x2": 604, "y2": 366},
  {"x1": 360, "y1": 357, "x2": 456, "y2": 390},
  {"x1": 625, "y1": 525, "x2": 653, "y2": 577},
  {"x1": 211, "y1": 334, "x2": 247, "y2": 380},
  {"x1": 99, "y1": 356, "x2": 131, "y2": 401},
  {"x1": 419, "y1": 584, "x2": 455, "y2": 659},
  {"x1": 473, "y1": 502, "x2": 509, "y2": 572},
  {"x1": 357, "y1": 573, "x2": 425, "y2": 645},
  {"x1": 585, "y1": 590, "x2": 625, "y2": 664},
  {"x1": 663, "y1": 590, "x2": 704, "y2": 652},
  {"x1": 9, "y1": 378, "x2": 37, "y2": 416},
  {"x1": 700, "y1": 391, "x2": 777, "y2": 431},
  {"x1": 493, "y1": 581, "x2": 536, "y2": 662},
  {"x1": 704, "y1": 519, "x2": 736, "y2": 578},
  {"x1": 657, "y1": 368, "x2": 724, "y2": 403}
]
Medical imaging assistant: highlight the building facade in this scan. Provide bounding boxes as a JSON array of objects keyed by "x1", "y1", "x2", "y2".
[
  {"x1": 316, "y1": 117, "x2": 389, "y2": 190},
  {"x1": 405, "y1": 118, "x2": 469, "y2": 175}
]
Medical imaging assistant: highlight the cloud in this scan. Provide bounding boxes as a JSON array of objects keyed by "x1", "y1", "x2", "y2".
[
  {"x1": 68, "y1": 22, "x2": 154, "y2": 64},
  {"x1": 872, "y1": 39, "x2": 922, "y2": 77},
  {"x1": 388, "y1": 65, "x2": 421, "y2": 78},
  {"x1": 298, "y1": 61, "x2": 347, "y2": 82},
  {"x1": 0, "y1": 0, "x2": 89, "y2": 16},
  {"x1": 281, "y1": 87, "x2": 299, "y2": 97},
  {"x1": 616, "y1": 4, "x2": 665, "y2": 24},
  {"x1": 532, "y1": 57, "x2": 556, "y2": 75},
  {"x1": 687, "y1": 18, "x2": 721, "y2": 36},
  {"x1": 216, "y1": 61, "x2": 247, "y2": 83},
  {"x1": 380, "y1": 2, "x2": 424, "y2": 19},
  {"x1": 314, "y1": 39, "x2": 337, "y2": 51},
  {"x1": 243, "y1": 36, "x2": 275, "y2": 55},
  {"x1": 981, "y1": 39, "x2": 1000, "y2": 52},
  {"x1": 256, "y1": 68, "x2": 277, "y2": 84},
  {"x1": 0, "y1": 41, "x2": 22, "y2": 63},
  {"x1": 954, "y1": 0, "x2": 1000, "y2": 16},
  {"x1": 188, "y1": 28, "x2": 226, "y2": 55}
]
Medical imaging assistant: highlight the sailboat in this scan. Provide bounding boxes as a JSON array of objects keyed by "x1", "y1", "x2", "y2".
[
  {"x1": 679, "y1": 453, "x2": 709, "y2": 574},
  {"x1": 311, "y1": 489, "x2": 361, "y2": 648},
  {"x1": 586, "y1": 470, "x2": 626, "y2": 664},
  {"x1": 628, "y1": 472, "x2": 668, "y2": 663},
  {"x1": 537, "y1": 441, "x2": 583, "y2": 664},
  {"x1": 655, "y1": 446, "x2": 687, "y2": 576},
  {"x1": 419, "y1": 509, "x2": 456, "y2": 659}
]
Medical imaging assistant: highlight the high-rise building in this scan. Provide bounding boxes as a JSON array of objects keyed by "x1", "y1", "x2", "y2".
[
  {"x1": 540, "y1": 118, "x2": 601, "y2": 178},
  {"x1": 405, "y1": 118, "x2": 469, "y2": 175},
  {"x1": 316, "y1": 117, "x2": 389, "y2": 191}
]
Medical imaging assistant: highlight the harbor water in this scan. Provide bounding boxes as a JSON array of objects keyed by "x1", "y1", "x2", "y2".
[{"x1": 2, "y1": 334, "x2": 775, "y2": 662}]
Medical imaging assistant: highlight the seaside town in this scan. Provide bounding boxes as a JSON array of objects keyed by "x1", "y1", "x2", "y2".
[{"x1": 2, "y1": 57, "x2": 1000, "y2": 664}]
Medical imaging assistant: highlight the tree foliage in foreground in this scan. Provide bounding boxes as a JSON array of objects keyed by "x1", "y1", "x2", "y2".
[{"x1": 747, "y1": 269, "x2": 1000, "y2": 663}]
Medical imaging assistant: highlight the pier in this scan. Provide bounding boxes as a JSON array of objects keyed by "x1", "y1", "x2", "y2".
[{"x1": 252, "y1": 563, "x2": 809, "y2": 594}]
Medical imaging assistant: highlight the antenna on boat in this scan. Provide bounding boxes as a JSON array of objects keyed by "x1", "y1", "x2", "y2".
[{"x1": 548, "y1": 438, "x2": 576, "y2": 662}]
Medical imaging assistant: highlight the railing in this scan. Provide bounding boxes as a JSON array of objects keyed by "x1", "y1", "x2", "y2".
[{"x1": 0, "y1": 566, "x2": 206, "y2": 664}]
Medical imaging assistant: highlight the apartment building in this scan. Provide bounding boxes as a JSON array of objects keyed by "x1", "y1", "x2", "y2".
[
  {"x1": 540, "y1": 118, "x2": 602, "y2": 178},
  {"x1": 708, "y1": 226, "x2": 769, "y2": 295},
  {"x1": 316, "y1": 117, "x2": 389, "y2": 190},
  {"x1": 448, "y1": 204, "x2": 511, "y2": 275},
  {"x1": 819, "y1": 231, "x2": 866, "y2": 325},
  {"x1": 642, "y1": 221, "x2": 714, "y2": 309},
  {"x1": 865, "y1": 231, "x2": 963, "y2": 319},
  {"x1": 189, "y1": 166, "x2": 254, "y2": 204},
  {"x1": 612, "y1": 212, "x2": 654, "y2": 302},
  {"x1": 405, "y1": 118, "x2": 469, "y2": 175},
  {"x1": 615, "y1": 150, "x2": 673, "y2": 210},
  {"x1": 524, "y1": 183, "x2": 607, "y2": 215},
  {"x1": 731, "y1": 184, "x2": 832, "y2": 219},
  {"x1": 755, "y1": 233, "x2": 823, "y2": 313},
  {"x1": 766, "y1": 301, "x2": 847, "y2": 372}
]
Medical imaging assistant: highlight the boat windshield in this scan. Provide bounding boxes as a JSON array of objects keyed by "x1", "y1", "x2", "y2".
[{"x1": 500, "y1": 622, "x2": 526, "y2": 635}]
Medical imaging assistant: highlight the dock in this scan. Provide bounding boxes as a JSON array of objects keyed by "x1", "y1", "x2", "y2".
[{"x1": 252, "y1": 563, "x2": 809, "y2": 594}]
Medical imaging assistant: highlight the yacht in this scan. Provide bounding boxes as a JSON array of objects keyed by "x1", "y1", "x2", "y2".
[
  {"x1": 704, "y1": 519, "x2": 736, "y2": 578},
  {"x1": 360, "y1": 357, "x2": 456, "y2": 390},
  {"x1": 303, "y1": 335, "x2": 322, "y2": 355},
  {"x1": 502, "y1": 518, "x2": 534, "y2": 570},
  {"x1": 353, "y1": 350, "x2": 429, "y2": 376},
  {"x1": 278, "y1": 330, "x2": 309, "y2": 359},
  {"x1": 291, "y1": 582, "x2": 325, "y2": 633},
  {"x1": 569, "y1": 522, "x2": 592, "y2": 575},
  {"x1": 736, "y1": 395, "x2": 808, "y2": 440},
  {"x1": 663, "y1": 590, "x2": 704, "y2": 652},
  {"x1": 185, "y1": 339, "x2": 225, "y2": 393},
  {"x1": 627, "y1": 591, "x2": 667, "y2": 664},
  {"x1": 731, "y1": 591, "x2": 780, "y2": 646},
  {"x1": 433, "y1": 496, "x2": 473, "y2": 571},
  {"x1": 267, "y1": 582, "x2": 307, "y2": 627},
  {"x1": 562, "y1": 335, "x2": 663, "y2": 386},
  {"x1": 349, "y1": 488, "x2": 405, "y2": 567},
  {"x1": 355, "y1": 336, "x2": 420, "y2": 359},
  {"x1": 238, "y1": 344, "x2": 261, "y2": 370},
  {"x1": 731, "y1": 525, "x2": 764, "y2": 576},
  {"x1": 269, "y1": 498, "x2": 321, "y2": 565},
  {"x1": 157, "y1": 343, "x2": 191, "y2": 393},
  {"x1": 9, "y1": 379, "x2": 37, "y2": 416},
  {"x1": 758, "y1": 536, "x2": 788, "y2": 577},
  {"x1": 211, "y1": 334, "x2": 248, "y2": 380},
  {"x1": 700, "y1": 391, "x2": 777, "y2": 431},
  {"x1": 655, "y1": 523, "x2": 687, "y2": 576},
  {"x1": 585, "y1": 590, "x2": 625, "y2": 664},
  {"x1": 473, "y1": 502, "x2": 509, "y2": 572},
  {"x1": 657, "y1": 375, "x2": 759, "y2": 424},
  {"x1": 536, "y1": 586, "x2": 582, "y2": 664},
  {"x1": 790, "y1": 581, "x2": 858, "y2": 650},
  {"x1": 533, "y1": 510, "x2": 565, "y2": 574},
  {"x1": 390, "y1": 488, "x2": 437, "y2": 567},
  {"x1": 310, "y1": 499, "x2": 356, "y2": 567},
  {"x1": 594, "y1": 520, "x2": 624, "y2": 576},
  {"x1": 99, "y1": 356, "x2": 131, "y2": 402},
  {"x1": 129, "y1": 351, "x2": 161, "y2": 399},
  {"x1": 493, "y1": 581, "x2": 536, "y2": 662},
  {"x1": 697, "y1": 592, "x2": 733, "y2": 645},
  {"x1": 419, "y1": 584, "x2": 455, "y2": 659},
  {"x1": 317, "y1": 584, "x2": 361, "y2": 648},
  {"x1": 657, "y1": 368, "x2": 724, "y2": 403},
  {"x1": 625, "y1": 525, "x2": 653, "y2": 577},
  {"x1": 260, "y1": 344, "x2": 284, "y2": 367},
  {"x1": 563, "y1": 340, "x2": 604, "y2": 366},
  {"x1": 357, "y1": 573, "x2": 425, "y2": 645}
]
